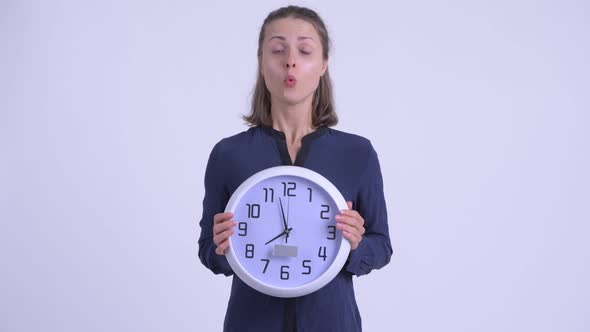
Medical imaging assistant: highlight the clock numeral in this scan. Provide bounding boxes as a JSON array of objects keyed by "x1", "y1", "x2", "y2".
[
  {"x1": 246, "y1": 203, "x2": 260, "y2": 219},
  {"x1": 281, "y1": 181, "x2": 296, "y2": 197},
  {"x1": 307, "y1": 188, "x2": 312, "y2": 202},
  {"x1": 238, "y1": 222, "x2": 248, "y2": 236},
  {"x1": 263, "y1": 188, "x2": 274, "y2": 203},
  {"x1": 280, "y1": 265, "x2": 290, "y2": 280},
  {"x1": 260, "y1": 259, "x2": 270, "y2": 273},
  {"x1": 320, "y1": 205, "x2": 330, "y2": 220},
  {"x1": 327, "y1": 225, "x2": 336, "y2": 240},
  {"x1": 302, "y1": 260, "x2": 311, "y2": 275},
  {"x1": 318, "y1": 246, "x2": 327, "y2": 261},
  {"x1": 245, "y1": 244, "x2": 255, "y2": 259}
]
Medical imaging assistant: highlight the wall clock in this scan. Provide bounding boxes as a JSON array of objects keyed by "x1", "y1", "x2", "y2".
[{"x1": 225, "y1": 166, "x2": 351, "y2": 298}]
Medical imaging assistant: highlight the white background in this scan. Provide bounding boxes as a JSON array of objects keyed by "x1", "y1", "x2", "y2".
[{"x1": 1, "y1": 1, "x2": 588, "y2": 331}]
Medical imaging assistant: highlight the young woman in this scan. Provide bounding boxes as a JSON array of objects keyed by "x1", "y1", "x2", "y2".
[{"x1": 198, "y1": 6, "x2": 392, "y2": 331}]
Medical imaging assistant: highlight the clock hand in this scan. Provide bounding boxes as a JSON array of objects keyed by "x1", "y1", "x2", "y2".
[
  {"x1": 285, "y1": 197, "x2": 290, "y2": 244},
  {"x1": 265, "y1": 227, "x2": 293, "y2": 245},
  {"x1": 279, "y1": 197, "x2": 288, "y2": 230}
]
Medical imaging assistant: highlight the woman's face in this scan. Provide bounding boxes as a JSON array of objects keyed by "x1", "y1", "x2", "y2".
[{"x1": 260, "y1": 17, "x2": 327, "y2": 107}]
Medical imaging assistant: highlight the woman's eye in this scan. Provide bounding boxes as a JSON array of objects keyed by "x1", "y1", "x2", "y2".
[{"x1": 271, "y1": 49, "x2": 311, "y2": 55}]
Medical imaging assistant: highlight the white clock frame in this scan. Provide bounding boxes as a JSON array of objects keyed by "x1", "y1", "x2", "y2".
[{"x1": 224, "y1": 165, "x2": 351, "y2": 298}]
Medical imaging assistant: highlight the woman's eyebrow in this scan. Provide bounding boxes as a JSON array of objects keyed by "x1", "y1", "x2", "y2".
[{"x1": 268, "y1": 35, "x2": 314, "y2": 42}]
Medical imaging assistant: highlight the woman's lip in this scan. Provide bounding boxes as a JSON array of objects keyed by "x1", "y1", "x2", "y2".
[{"x1": 284, "y1": 75, "x2": 297, "y2": 87}]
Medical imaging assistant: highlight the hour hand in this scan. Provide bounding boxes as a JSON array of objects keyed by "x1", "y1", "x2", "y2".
[{"x1": 265, "y1": 227, "x2": 292, "y2": 245}]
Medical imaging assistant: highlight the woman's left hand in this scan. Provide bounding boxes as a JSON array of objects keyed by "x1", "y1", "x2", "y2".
[{"x1": 335, "y1": 201, "x2": 365, "y2": 250}]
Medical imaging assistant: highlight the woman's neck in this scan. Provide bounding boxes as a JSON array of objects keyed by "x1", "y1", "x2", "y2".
[{"x1": 270, "y1": 101, "x2": 315, "y2": 145}]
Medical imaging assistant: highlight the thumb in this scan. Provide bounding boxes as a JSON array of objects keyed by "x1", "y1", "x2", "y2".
[{"x1": 347, "y1": 201, "x2": 353, "y2": 210}]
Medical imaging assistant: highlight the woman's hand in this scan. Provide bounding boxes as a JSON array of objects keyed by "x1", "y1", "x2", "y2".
[
  {"x1": 335, "y1": 201, "x2": 365, "y2": 250},
  {"x1": 213, "y1": 212, "x2": 236, "y2": 255}
]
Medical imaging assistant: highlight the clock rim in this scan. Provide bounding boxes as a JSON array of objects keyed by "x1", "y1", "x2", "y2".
[{"x1": 224, "y1": 165, "x2": 351, "y2": 298}]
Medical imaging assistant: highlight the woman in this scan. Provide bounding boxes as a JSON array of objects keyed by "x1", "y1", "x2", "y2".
[{"x1": 198, "y1": 5, "x2": 392, "y2": 332}]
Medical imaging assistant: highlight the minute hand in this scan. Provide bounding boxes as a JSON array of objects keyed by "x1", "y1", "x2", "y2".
[{"x1": 279, "y1": 197, "x2": 288, "y2": 230}]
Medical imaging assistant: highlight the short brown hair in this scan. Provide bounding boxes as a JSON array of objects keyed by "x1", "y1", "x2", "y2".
[{"x1": 242, "y1": 5, "x2": 338, "y2": 128}]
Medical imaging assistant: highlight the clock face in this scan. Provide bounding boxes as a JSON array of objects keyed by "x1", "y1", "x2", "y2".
[{"x1": 225, "y1": 166, "x2": 350, "y2": 298}]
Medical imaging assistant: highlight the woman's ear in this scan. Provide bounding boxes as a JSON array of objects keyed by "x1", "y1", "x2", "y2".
[{"x1": 321, "y1": 59, "x2": 328, "y2": 76}]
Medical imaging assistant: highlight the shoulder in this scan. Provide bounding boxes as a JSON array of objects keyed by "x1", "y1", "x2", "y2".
[
  {"x1": 325, "y1": 127, "x2": 382, "y2": 176},
  {"x1": 210, "y1": 127, "x2": 261, "y2": 155},
  {"x1": 324, "y1": 127, "x2": 375, "y2": 154}
]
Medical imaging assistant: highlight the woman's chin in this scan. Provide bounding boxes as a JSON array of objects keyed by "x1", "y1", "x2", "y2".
[{"x1": 279, "y1": 91, "x2": 313, "y2": 106}]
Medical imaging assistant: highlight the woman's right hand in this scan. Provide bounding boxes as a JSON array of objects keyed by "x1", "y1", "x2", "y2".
[{"x1": 213, "y1": 212, "x2": 236, "y2": 255}]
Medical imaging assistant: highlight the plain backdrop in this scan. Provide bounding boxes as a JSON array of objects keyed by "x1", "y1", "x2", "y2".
[{"x1": 1, "y1": 0, "x2": 589, "y2": 331}]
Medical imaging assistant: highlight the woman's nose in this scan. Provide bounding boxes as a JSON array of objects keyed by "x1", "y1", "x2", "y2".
[{"x1": 285, "y1": 50, "x2": 296, "y2": 69}]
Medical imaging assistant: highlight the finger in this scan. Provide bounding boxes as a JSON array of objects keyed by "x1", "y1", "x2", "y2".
[
  {"x1": 215, "y1": 239, "x2": 231, "y2": 255},
  {"x1": 213, "y1": 220, "x2": 236, "y2": 236},
  {"x1": 343, "y1": 222, "x2": 366, "y2": 236},
  {"x1": 214, "y1": 212, "x2": 234, "y2": 225},
  {"x1": 347, "y1": 201, "x2": 353, "y2": 210},
  {"x1": 214, "y1": 228, "x2": 235, "y2": 246},
  {"x1": 343, "y1": 230, "x2": 362, "y2": 249},
  {"x1": 336, "y1": 222, "x2": 363, "y2": 238},
  {"x1": 343, "y1": 229, "x2": 361, "y2": 243},
  {"x1": 335, "y1": 214, "x2": 363, "y2": 229},
  {"x1": 214, "y1": 226, "x2": 235, "y2": 243},
  {"x1": 339, "y1": 210, "x2": 364, "y2": 227},
  {"x1": 340, "y1": 209, "x2": 362, "y2": 219}
]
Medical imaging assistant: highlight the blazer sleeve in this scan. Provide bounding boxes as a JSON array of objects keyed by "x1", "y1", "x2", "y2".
[
  {"x1": 345, "y1": 142, "x2": 393, "y2": 276},
  {"x1": 197, "y1": 141, "x2": 234, "y2": 276}
]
